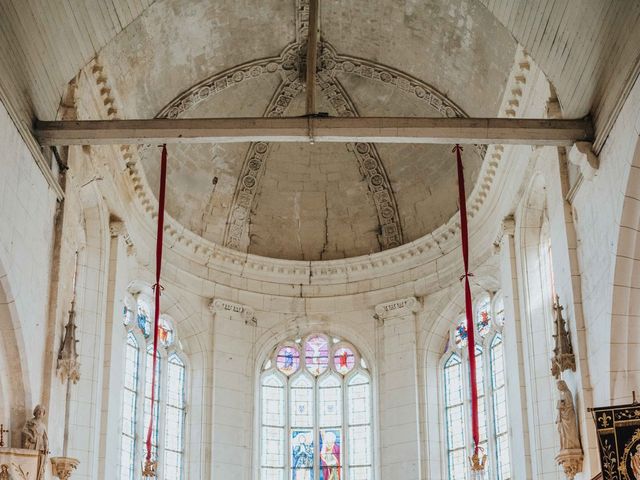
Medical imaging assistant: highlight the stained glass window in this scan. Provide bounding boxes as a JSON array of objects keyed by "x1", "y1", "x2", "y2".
[
  {"x1": 120, "y1": 333, "x2": 139, "y2": 480},
  {"x1": 137, "y1": 302, "x2": 152, "y2": 337},
  {"x1": 164, "y1": 354, "x2": 186, "y2": 480},
  {"x1": 121, "y1": 296, "x2": 187, "y2": 480},
  {"x1": 454, "y1": 318, "x2": 468, "y2": 348},
  {"x1": 277, "y1": 345, "x2": 301, "y2": 376},
  {"x1": 490, "y1": 335, "x2": 511, "y2": 480},
  {"x1": 158, "y1": 317, "x2": 174, "y2": 347},
  {"x1": 261, "y1": 334, "x2": 372, "y2": 480},
  {"x1": 444, "y1": 354, "x2": 466, "y2": 480},
  {"x1": 442, "y1": 292, "x2": 511, "y2": 480},
  {"x1": 305, "y1": 335, "x2": 329, "y2": 376},
  {"x1": 143, "y1": 345, "x2": 161, "y2": 461},
  {"x1": 333, "y1": 347, "x2": 355, "y2": 375},
  {"x1": 476, "y1": 296, "x2": 491, "y2": 337}
]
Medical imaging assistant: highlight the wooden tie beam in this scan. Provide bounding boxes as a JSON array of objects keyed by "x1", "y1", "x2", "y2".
[{"x1": 34, "y1": 116, "x2": 593, "y2": 146}]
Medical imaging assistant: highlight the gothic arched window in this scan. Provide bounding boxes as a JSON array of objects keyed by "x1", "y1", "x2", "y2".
[
  {"x1": 260, "y1": 334, "x2": 373, "y2": 480},
  {"x1": 120, "y1": 296, "x2": 187, "y2": 480},
  {"x1": 442, "y1": 293, "x2": 511, "y2": 480}
]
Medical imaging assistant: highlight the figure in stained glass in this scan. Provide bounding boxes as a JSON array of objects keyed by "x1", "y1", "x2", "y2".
[
  {"x1": 277, "y1": 346, "x2": 300, "y2": 376},
  {"x1": 137, "y1": 303, "x2": 151, "y2": 337},
  {"x1": 305, "y1": 336, "x2": 329, "y2": 376},
  {"x1": 158, "y1": 318, "x2": 174, "y2": 346},
  {"x1": 319, "y1": 430, "x2": 341, "y2": 480},
  {"x1": 454, "y1": 320, "x2": 468, "y2": 348},
  {"x1": 291, "y1": 430, "x2": 314, "y2": 480},
  {"x1": 333, "y1": 347, "x2": 355, "y2": 375}
]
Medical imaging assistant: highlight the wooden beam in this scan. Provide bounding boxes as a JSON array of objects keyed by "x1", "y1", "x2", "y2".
[
  {"x1": 306, "y1": 0, "x2": 319, "y2": 115},
  {"x1": 33, "y1": 117, "x2": 594, "y2": 146}
]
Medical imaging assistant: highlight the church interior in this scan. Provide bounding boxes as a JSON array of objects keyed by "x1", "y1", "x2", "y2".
[{"x1": 1, "y1": 1, "x2": 640, "y2": 479}]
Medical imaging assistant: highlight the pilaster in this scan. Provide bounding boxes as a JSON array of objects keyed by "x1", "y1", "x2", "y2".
[{"x1": 374, "y1": 297, "x2": 422, "y2": 480}]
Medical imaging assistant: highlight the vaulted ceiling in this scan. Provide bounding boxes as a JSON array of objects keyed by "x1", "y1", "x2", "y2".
[{"x1": 1, "y1": 0, "x2": 639, "y2": 261}]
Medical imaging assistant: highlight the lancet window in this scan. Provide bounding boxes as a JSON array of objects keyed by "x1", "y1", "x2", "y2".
[
  {"x1": 442, "y1": 293, "x2": 511, "y2": 480},
  {"x1": 260, "y1": 334, "x2": 373, "y2": 480},
  {"x1": 120, "y1": 295, "x2": 187, "y2": 480}
]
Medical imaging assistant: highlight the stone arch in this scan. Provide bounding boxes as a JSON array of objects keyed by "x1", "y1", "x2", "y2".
[
  {"x1": 610, "y1": 136, "x2": 640, "y2": 399},
  {"x1": 0, "y1": 257, "x2": 31, "y2": 446}
]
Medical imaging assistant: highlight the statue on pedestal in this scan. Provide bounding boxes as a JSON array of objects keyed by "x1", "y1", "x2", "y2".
[
  {"x1": 555, "y1": 380, "x2": 583, "y2": 479},
  {"x1": 21, "y1": 405, "x2": 49, "y2": 480}
]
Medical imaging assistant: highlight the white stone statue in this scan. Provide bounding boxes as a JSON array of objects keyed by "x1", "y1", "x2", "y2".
[
  {"x1": 556, "y1": 380, "x2": 581, "y2": 451},
  {"x1": 21, "y1": 405, "x2": 49, "y2": 480}
]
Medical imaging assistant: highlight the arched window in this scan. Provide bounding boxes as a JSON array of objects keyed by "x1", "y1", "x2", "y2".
[
  {"x1": 260, "y1": 334, "x2": 373, "y2": 480},
  {"x1": 120, "y1": 296, "x2": 187, "y2": 480},
  {"x1": 442, "y1": 293, "x2": 511, "y2": 479},
  {"x1": 120, "y1": 332, "x2": 140, "y2": 480}
]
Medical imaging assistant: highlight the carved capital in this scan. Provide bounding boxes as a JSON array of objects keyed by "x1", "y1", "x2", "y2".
[
  {"x1": 374, "y1": 297, "x2": 420, "y2": 321},
  {"x1": 495, "y1": 215, "x2": 516, "y2": 249},
  {"x1": 568, "y1": 141, "x2": 599, "y2": 181},
  {"x1": 108, "y1": 220, "x2": 126, "y2": 238},
  {"x1": 50, "y1": 457, "x2": 79, "y2": 480},
  {"x1": 209, "y1": 299, "x2": 256, "y2": 325}
]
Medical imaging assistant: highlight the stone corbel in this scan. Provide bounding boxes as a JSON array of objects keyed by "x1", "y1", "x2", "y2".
[
  {"x1": 374, "y1": 297, "x2": 420, "y2": 324},
  {"x1": 209, "y1": 299, "x2": 256, "y2": 325},
  {"x1": 108, "y1": 218, "x2": 135, "y2": 255},
  {"x1": 494, "y1": 215, "x2": 516, "y2": 252},
  {"x1": 50, "y1": 457, "x2": 79, "y2": 480},
  {"x1": 568, "y1": 141, "x2": 599, "y2": 181}
]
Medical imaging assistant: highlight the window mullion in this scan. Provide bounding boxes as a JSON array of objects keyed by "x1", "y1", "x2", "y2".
[{"x1": 285, "y1": 375, "x2": 290, "y2": 478}]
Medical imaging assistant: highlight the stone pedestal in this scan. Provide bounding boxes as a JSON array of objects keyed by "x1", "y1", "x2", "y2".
[
  {"x1": 50, "y1": 457, "x2": 79, "y2": 480},
  {"x1": 556, "y1": 448, "x2": 583, "y2": 479},
  {"x1": 0, "y1": 447, "x2": 40, "y2": 479}
]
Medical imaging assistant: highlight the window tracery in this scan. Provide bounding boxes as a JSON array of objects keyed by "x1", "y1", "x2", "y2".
[
  {"x1": 442, "y1": 293, "x2": 511, "y2": 480},
  {"x1": 260, "y1": 334, "x2": 373, "y2": 480},
  {"x1": 120, "y1": 295, "x2": 187, "y2": 480}
]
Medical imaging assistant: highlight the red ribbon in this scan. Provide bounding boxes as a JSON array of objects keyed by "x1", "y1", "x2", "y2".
[
  {"x1": 146, "y1": 144, "x2": 168, "y2": 462},
  {"x1": 454, "y1": 144, "x2": 480, "y2": 454}
]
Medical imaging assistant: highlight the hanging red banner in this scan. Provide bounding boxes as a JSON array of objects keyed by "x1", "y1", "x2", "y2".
[
  {"x1": 454, "y1": 144, "x2": 480, "y2": 456},
  {"x1": 145, "y1": 144, "x2": 168, "y2": 475}
]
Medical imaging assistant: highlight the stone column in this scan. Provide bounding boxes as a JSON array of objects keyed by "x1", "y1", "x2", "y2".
[
  {"x1": 374, "y1": 297, "x2": 422, "y2": 480},
  {"x1": 97, "y1": 220, "x2": 133, "y2": 478},
  {"x1": 209, "y1": 299, "x2": 256, "y2": 480},
  {"x1": 496, "y1": 216, "x2": 532, "y2": 479}
]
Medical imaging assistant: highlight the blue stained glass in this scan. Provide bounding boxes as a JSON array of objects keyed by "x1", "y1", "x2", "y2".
[
  {"x1": 454, "y1": 319, "x2": 468, "y2": 348},
  {"x1": 291, "y1": 430, "x2": 314, "y2": 480},
  {"x1": 137, "y1": 303, "x2": 151, "y2": 337}
]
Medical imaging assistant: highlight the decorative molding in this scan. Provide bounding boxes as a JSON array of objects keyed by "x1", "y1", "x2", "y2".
[
  {"x1": 318, "y1": 74, "x2": 404, "y2": 250},
  {"x1": 209, "y1": 299, "x2": 256, "y2": 325},
  {"x1": 374, "y1": 297, "x2": 420, "y2": 321},
  {"x1": 156, "y1": 44, "x2": 300, "y2": 120},
  {"x1": 223, "y1": 78, "x2": 304, "y2": 250},
  {"x1": 568, "y1": 141, "x2": 599, "y2": 181}
]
